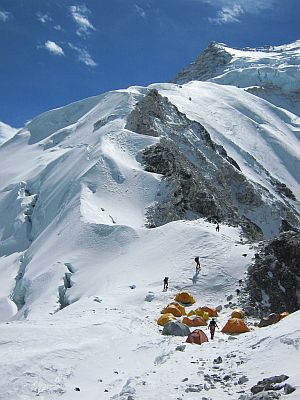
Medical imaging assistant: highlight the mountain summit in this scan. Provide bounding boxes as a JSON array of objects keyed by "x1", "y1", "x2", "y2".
[{"x1": 173, "y1": 40, "x2": 300, "y2": 116}]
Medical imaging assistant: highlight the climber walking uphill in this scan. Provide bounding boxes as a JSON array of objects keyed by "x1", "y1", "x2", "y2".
[
  {"x1": 194, "y1": 256, "x2": 201, "y2": 272},
  {"x1": 163, "y1": 277, "x2": 169, "y2": 291},
  {"x1": 208, "y1": 317, "x2": 219, "y2": 339}
]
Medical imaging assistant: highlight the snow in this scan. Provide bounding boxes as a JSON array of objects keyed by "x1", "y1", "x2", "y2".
[
  {"x1": 0, "y1": 45, "x2": 300, "y2": 399},
  {"x1": 0, "y1": 121, "x2": 18, "y2": 145}
]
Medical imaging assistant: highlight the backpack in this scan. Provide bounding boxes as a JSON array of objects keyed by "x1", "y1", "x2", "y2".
[{"x1": 195, "y1": 257, "x2": 199, "y2": 262}]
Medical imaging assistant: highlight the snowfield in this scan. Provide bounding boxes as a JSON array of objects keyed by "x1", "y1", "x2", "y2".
[{"x1": 1, "y1": 41, "x2": 300, "y2": 399}]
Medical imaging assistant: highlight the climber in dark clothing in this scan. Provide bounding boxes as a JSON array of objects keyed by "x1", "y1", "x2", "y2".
[
  {"x1": 216, "y1": 223, "x2": 220, "y2": 232},
  {"x1": 208, "y1": 318, "x2": 219, "y2": 339},
  {"x1": 195, "y1": 256, "x2": 201, "y2": 272},
  {"x1": 163, "y1": 277, "x2": 169, "y2": 291}
]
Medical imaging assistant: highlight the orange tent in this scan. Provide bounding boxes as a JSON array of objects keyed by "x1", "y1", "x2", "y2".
[
  {"x1": 161, "y1": 305, "x2": 182, "y2": 317},
  {"x1": 231, "y1": 309, "x2": 245, "y2": 319},
  {"x1": 168, "y1": 302, "x2": 186, "y2": 316},
  {"x1": 186, "y1": 329, "x2": 209, "y2": 345},
  {"x1": 221, "y1": 318, "x2": 250, "y2": 334},
  {"x1": 157, "y1": 313, "x2": 177, "y2": 326},
  {"x1": 182, "y1": 316, "x2": 207, "y2": 327},
  {"x1": 198, "y1": 306, "x2": 218, "y2": 317},
  {"x1": 175, "y1": 292, "x2": 196, "y2": 305},
  {"x1": 280, "y1": 311, "x2": 289, "y2": 320}
]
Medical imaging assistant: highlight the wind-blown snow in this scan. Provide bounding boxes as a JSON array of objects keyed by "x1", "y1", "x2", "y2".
[
  {"x1": 0, "y1": 46, "x2": 300, "y2": 399},
  {"x1": 0, "y1": 121, "x2": 18, "y2": 145}
]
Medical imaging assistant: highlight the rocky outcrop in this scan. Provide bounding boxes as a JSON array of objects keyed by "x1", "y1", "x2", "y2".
[
  {"x1": 127, "y1": 89, "x2": 299, "y2": 240},
  {"x1": 246, "y1": 230, "x2": 300, "y2": 314},
  {"x1": 172, "y1": 42, "x2": 232, "y2": 84}
]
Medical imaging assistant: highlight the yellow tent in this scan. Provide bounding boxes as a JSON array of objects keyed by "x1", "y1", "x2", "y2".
[
  {"x1": 194, "y1": 308, "x2": 210, "y2": 320},
  {"x1": 168, "y1": 302, "x2": 186, "y2": 316},
  {"x1": 157, "y1": 313, "x2": 177, "y2": 326},
  {"x1": 175, "y1": 292, "x2": 196, "y2": 305},
  {"x1": 198, "y1": 306, "x2": 218, "y2": 317},
  {"x1": 231, "y1": 309, "x2": 245, "y2": 319},
  {"x1": 221, "y1": 318, "x2": 250, "y2": 334},
  {"x1": 161, "y1": 305, "x2": 182, "y2": 317}
]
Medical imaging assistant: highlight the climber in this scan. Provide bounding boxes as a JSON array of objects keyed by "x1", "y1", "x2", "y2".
[
  {"x1": 216, "y1": 223, "x2": 220, "y2": 232},
  {"x1": 163, "y1": 277, "x2": 169, "y2": 291},
  {"x1": 195, "y1": 256, "x2": 201, "y2": 272},
  {"x1": 208, "y1": 317, "x2": 219, "y2": 339}
]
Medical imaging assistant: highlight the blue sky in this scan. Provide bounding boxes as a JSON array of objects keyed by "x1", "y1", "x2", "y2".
[{"x1": 1, "y1": 0, "x2": 299, "y2": 127}]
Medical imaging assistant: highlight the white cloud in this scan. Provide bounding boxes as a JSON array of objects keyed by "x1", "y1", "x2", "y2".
[
  {"x1": 204, "y1": 0, "x2": 277, "y2": 24},
  {"x1": 134, "y1": 4, "x2": 146, "y2": 18},
  {"x1": 70, "y1": 5, "x2": 96, "y2": 37},
  {"x1": 68, "y1": 43, "x2": 97, "y2": 67},
  {"x1": 0, "y1": 10, "x2": 11, "y2": 22},
  {"x1": 37, "y1": 12, "x2": 52, "y2": 24},
  {"x1": 54, "y1": 24, "x2": 63, "y2": 31},
  {"x1": 209, "y1": 4, "x2": 244, "y2": 24},
  {"x1": 44, "y1": 40, "x2": 65, "y2": 56}
]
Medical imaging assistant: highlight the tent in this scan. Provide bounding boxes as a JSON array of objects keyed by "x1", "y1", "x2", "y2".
[
  {"x1": 221, "y1": 318, "x2": 250, "y2": 334},
  {"x1": 162, "y1": 321, "x2": 191, "y2": 336},
  {"x1": 280, "y1": 311, "x2": 289, "y2": 320},
  {"x1": 198, "y1": 306, "x2": 218, "y2": 317},
  {"x1": 182, "y1": 316, "x2": 207, "y2": 327},
  {"x1": 157, "y1": 313, "x2": 177, "y2": 326},
  {"x1": 193, "y1": 308, "x2": 210, "y2": 320},
  {"x1": 231, "y1": 309, "x2": 245, "y2": 319},
  {"x1": 168, "y1": 302, "x2": 186, "y2": 316},
  {"x1": 175, "y1": 292, "x2": 196, "y2": 305},
  {"x1": 161, "y1": 305, "x2": 182, "y2": 317},
  {"x1": 258, "y1": 313, "x2": 281, "y2": 328},
  {"x1": 186, "y1": 329, "x2": 209, "y2": 345}
]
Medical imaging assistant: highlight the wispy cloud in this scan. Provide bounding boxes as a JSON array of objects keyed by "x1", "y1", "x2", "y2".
[
  {"x1": 68, "y1": 43, "x2": 97, "y2": 67},
  {"x1": 36, "y1": 12, "x2": 52, "y2": 24},
  {"x1": 209, "y1": 4, "x2": 244, "y2": 24},
  {"x1": 54, "y1": 24, "x2": 63, "y2": 31},
  {"x1": 134, "y1": 4, "x2": 146, "y2": 18},
  {"x1": 0, "y1": 10, "x2": 11, "y2": 22},
  {"x1": 205, "y1": 0, "x2": 277, "y2": 24},
  {"x1": 44, "y1": 40, "x2": 65, "y2": 56},
  {"x1": 70, "y1": 5, "x2": 96, "y2": 37}
]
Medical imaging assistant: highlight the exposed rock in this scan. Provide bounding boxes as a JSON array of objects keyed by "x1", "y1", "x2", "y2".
[
  {"x1": 283, "y1": 383, "x2": 296, "y2": 394},
  {"x1": 238, "y1": 376, "x2": 249, "y2": 384},
  {"x1": 246, "y1": 231, "x2": 300, "y2": 314},
  {"x1": 251, "y1": 375, "x2": 289, "y2": 394},
  {"x1": 213, "y1": 356, "x2": 223, "y2": 364},
  {"x1": 172, "y1": 42, "x2": 233, "y2": 84},
  {"x1": 126, "y1": 89, "x2": 298, "y2": 240},
  {"x1": 185, "y1": 384, "x2": 203, "y2": 392}
]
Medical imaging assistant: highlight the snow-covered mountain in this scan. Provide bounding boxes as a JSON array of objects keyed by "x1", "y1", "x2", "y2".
[
  {"x1": 0, "y1": 41, "x2": 299, "y2": 400},
  {"x1": 173, "y1": 40, "x2": 300, "y2": 117},
  {"x1": 0, "y1": 121, "x2": 18, "y2": 145}
]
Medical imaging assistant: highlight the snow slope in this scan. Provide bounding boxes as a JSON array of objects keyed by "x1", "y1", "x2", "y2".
[
  {"x1": 0, "y1": 76, "x2": 299, "y2": 398},
  {"x1": 0, "y1": 121, "x2": 18, "y2": 145},
  {"x1": 153, "y1": 81, "x2": 300, "y2": 202}
]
